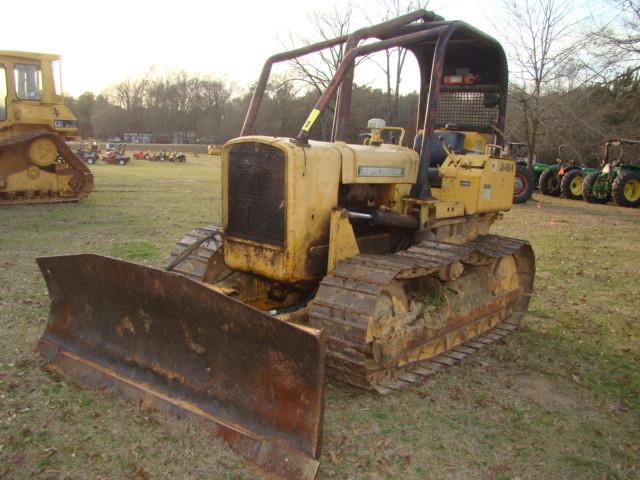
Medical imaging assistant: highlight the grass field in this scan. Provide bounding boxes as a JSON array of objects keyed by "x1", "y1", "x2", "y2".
[{"x1": 1, "y1": 154, "x2": 639, "y2": 479}]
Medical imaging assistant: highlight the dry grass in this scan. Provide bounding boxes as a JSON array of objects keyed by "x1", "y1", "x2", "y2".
[{"x1": 1, "y1": 155, "x2": 638, "y2": 479}]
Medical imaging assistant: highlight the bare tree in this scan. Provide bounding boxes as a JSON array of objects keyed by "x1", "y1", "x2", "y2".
[
  {"x1": 278, "y1": 2, "x2": 371, "y2": 139},
  {"x1": 601, "y1": 0, "x2": 640, "y2": 58},
  {"x1": 110, "y1": 79, "x2": 147, "y2": 112},
  {"x1": 109, "y1": 78, "x2": 148, "y2": 132},
  {"x1": 283, "y1": 2, "x2": 357, "y2": 95},
  {"x1": 587, "y1": 0, "x2": 640, "y2": 81},
  {"x1": 361, "y1": 0, "x2": 430, "y2": 125},
  {"x1": 499, "y1": 0, "x2": 585, "y2": 168}
]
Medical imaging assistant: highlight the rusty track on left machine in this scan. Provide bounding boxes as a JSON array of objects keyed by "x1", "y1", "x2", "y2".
[{"x1": 0, "y1": 130, "x2": 94, "y2": 206}]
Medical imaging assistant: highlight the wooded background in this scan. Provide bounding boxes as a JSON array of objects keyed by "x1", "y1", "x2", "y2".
[{"x1": 65, "y1": 0, "x2": 640, "y2": 166}]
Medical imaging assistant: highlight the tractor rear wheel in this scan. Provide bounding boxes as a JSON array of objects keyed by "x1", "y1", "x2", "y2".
[
  {"x1": 583, "y1": 172, "x2": 610, "y2": 204},
  {"x1": 613, "y1": 170, "x2": 640, "y2": 207},
  {"x1": 560, "y1": 169, "x2": 584, "y2": 200},
  {"x1": 513, "y1": 164, "x2": 535, "y2": 203},
  {"x1": 539, "y1": 168, "x2": 561, "y2": 196}
]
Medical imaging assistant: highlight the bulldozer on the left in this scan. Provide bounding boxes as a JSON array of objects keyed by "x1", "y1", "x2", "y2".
[{"x1": 0, "y1": 51, "x2": 93, "y2": 205}]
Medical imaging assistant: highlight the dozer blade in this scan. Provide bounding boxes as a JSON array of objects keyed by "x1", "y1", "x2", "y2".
[{"x1": 36, "y1": 254, "x2": 325, "y2": 480}]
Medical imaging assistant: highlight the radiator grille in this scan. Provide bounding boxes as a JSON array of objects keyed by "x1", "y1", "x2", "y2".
[
  {"x1": 435, "y1": 91, "x2": 499, "y2": 132},
  {"x1": 227, "y1": 142, "x2": 286, "y2": 247}
]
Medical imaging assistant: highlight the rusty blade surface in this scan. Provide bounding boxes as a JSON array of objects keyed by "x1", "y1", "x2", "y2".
[{"x1": 36, "y1": 254, "x2": 325, "y2": 480}]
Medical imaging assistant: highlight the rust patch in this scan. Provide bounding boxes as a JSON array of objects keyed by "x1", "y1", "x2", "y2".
[
  {"x1": 179, "y1": 318, "x2": 206, "y2": 354},
  {"x1": 49, "y1": 302, "x2": 73, "y2": 339},
  {"x1": 36, "y1": 253, "x2": 325, "y2": 478},
  {"x1": 137, "y1": 309, "x2": 152, "y2": 333},
  {"x1": 253, "y1": 350, "x2": 318, "y2": 437},
  {"x1": 147, "y1": 362, "x2": 183, "y2": 382},
  {"x1": 115, "y1": 316, "x2": 135, "y2": 337}
]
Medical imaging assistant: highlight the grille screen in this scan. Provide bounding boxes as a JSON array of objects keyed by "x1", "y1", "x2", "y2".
[
  {"x1": 435, "y1": 91, "x2": 499, "y2": 132},
  {"x1": 227, "y1": 142, "x2": 286, "y2": 247}
]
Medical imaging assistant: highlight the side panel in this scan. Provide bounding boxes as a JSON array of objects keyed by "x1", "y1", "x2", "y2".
[
  {"x1": 438, "y1": 155, "x2": 515, "y2": 214},
  {"x1": 338, "y1": 142, "x2": 419, "y2": 184}
]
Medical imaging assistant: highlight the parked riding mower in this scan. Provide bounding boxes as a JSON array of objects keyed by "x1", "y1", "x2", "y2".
[
  {"x1": 583, "y1": 138, "x2": 640, "y2": 207},
  {"x1": 207, "y1": 144, "x2": 222, "y2": 155},
  {"x1": 169, "y1": 151, "x2": 186, "y2": 162},
  {"x1": 133, "y1": 150, "x2": 151, "y2": 160},
  {"x1": 151, "y1": 150, "x2": 169, "y2": 162},
  {"x1": 76, "y1": 146, "x2": 100, "y2": 165},
  {"x1": 102, "y1": 144, "x2": 130, "y2": 165},
  {"x1": 538, "y1": 144, "x2": 598, "y2": 200}
]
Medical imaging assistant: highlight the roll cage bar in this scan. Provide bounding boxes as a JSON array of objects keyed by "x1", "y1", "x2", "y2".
[
  {"x1": 603, "y1": 138, "x2": 640, "y2": 165},
  {"x1": 241, "y1": 10, "x2": 508, "y2": 199}
]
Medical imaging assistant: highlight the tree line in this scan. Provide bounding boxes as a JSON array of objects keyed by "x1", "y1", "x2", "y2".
[
  {"x1": 64, "y1": 0, "x2": 640, "y2": 166},
  {"x1": 64, "y1": 71, "x2": 421, "y2": 147}
]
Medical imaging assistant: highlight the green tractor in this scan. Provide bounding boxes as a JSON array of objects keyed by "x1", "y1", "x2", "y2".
[
  {"x1": 506, "y1": 142, "x2": 548, "y2": 203},
  {"x1": 583, "y1": 138, "x2": 640, "y2": 207},
  {"x1": 538, "y1": 144, "x2": 598, "y2": 200}
]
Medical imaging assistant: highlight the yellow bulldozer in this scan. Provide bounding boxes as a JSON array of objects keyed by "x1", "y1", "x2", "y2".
[
  {"x1": 35, "y1": 11, "x2": 534, "y2": 480},
  {"x1": 0, "y1": 51, "x2": 93, "y2": 205}
]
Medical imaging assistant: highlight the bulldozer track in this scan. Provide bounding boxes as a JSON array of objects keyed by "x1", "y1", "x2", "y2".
[
  {"x1": 166, "y1": 225, "x2": 222, "y2": 281},
  {"x1": 0, "y1": 130, "x2": 94, "y2": 205},
  {"x1": 167, "y1": 227, "x2": 535, "y2": 395},
  {"x1": 308, "y1": 235, "x2": 534, "y2": 394}
]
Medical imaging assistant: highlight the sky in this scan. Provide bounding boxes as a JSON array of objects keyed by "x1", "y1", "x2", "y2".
[{"x1": 2, "y1": 0, "x2": 615, "y2": 97}]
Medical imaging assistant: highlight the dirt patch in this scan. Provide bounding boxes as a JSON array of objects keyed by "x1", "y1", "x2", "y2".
[{"x1": 516, "y1": 374, "x2": 578, "y2": 409}]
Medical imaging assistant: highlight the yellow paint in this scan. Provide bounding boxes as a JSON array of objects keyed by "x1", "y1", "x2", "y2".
[
  {"x1": 569, "y1": 175, "x2": 584, "y2": 196},
  {"x1": 1, "y1": 51, "x2": 84, "y2": 202},
  {"x1": 327, "y1": 209, "x2": 360, "y2": 272},
  {"x1": 220, "y1": 130, "x2": 514, "y2": 284},
  {"x1": 459, "y1": 131, "x2": 491, "y2": 153},
  {"x1": 623, "y1": 178, "x2": 640, "y2": 201},
  {"x1": 436, "y1": 153, "x2": 515, "y2": 215},
  {"x1": 7, "y1": 168, "x2": 58, "y2": 191},
  {"x1": 207, "y1": 145, "x2": 221, "y2": 155},
  {"x1": 434, "y1": 201, "x2": 465, "y2": 218},
  {"x1": 383, "y1": 126, "x2": 406, "y2": 146},
  {"x1": 302, "y1": 108, "x2": 321, "y2": 132},
  {"x1": 337, "y1": 142, "x2": 418, "y2": 184},
  {"x1": 0, "y1": 51, "x2": 77, "y2": 136},
  {"x1": 29, "y1": 137, "x2": 58, "y2": 166},
  {"x1": 222, "y1": 137, "x2": 342, "y2": 283}
]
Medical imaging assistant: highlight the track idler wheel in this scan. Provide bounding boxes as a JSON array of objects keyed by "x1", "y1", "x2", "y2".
[{"x1": 29, "y1": 137, "x2": 58, "y2": 167}]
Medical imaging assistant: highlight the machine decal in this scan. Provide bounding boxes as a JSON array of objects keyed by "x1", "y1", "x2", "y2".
[
  {"x1": 499, "y1": 162, "x2": 515, "y2": 173},
  {"x1": 302, "y1": 108, "x2": 321, "y2": 132},
  {"x1": 357, "y1": 166, "x2": 405, "y2": 177}
]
